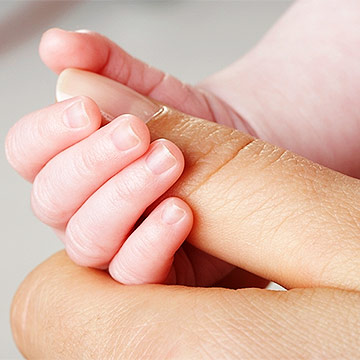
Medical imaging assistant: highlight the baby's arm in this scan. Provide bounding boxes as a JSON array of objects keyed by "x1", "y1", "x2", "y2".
[{"x1": 6, "y1": 97, "x2": 192, "y2": 284}]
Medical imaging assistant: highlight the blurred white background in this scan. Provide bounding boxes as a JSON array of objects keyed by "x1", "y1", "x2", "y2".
[{"x1": 1, "y1": 1, "x2": 292, "y2": 358}]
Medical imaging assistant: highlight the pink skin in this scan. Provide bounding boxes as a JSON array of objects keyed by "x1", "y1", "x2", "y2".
[
  {"x1": 5, "y1": 96, "x2": 101, "y2": 182},
  {"x1": 65, "y1": 138, "x2": 185, "y2": 269},
  {"x1": 6, "y1": 97, "x2": 192, "y2": 284},
  {"x1": 109, "y1": 197, "x2": 193, "y2": 285},
  {"x1": 39, "y1": 29, "x2": 249, "y2": 132}
]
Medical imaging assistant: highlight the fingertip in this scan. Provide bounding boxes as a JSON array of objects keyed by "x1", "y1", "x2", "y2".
[
  {"x1": 115, "y1": 114, "x2": 151, "y2": 150},
  {"x1": 4, "y1": 122, "x2": 24, "y2": 180},
  {"x1": 161, "y1": 197, "x2": 193, "y2": 228},
  {"x1": 64, "y1": 225, "x2": 106, "y2": 269},
  {"x1": 39, "y1": 28, "x2": 68, "y2": 72},
  {"x1": 39, "y1": 28, "x2": 108, "y2": 74},
  {"x1": 76, "y1": 95, "x2": 102, "y2": 131},
  {"x1": 107, "y1": 260, "x2": 123, "y2": 283},
  {"x1": 152, "y1": 138, "x2": 185, "y2": 172},
  {"x1": 108, "y1": 197, "x2": 193, "y2": 285}
]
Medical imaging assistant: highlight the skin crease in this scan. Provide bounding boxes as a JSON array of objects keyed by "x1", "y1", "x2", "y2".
[
  {"x1": 8, "y1": 0, "x2": 360, "y2": 357},
  {"x1": 146, "y1": 106, "x2": 360, "y2": 291}
]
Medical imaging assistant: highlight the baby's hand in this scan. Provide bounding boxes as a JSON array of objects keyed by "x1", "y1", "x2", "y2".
[{"x1": 5, "y1": 96, "x2": 193, "y2": 284}]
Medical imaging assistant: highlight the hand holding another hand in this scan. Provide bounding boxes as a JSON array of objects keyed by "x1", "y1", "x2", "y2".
[{"x1": 8, "y1": 0, "x2": 360, "y2": 356}]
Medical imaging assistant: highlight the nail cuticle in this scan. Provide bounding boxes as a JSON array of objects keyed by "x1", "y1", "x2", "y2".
[
  {"x1": 144, "y1": 106, "x2": 165, "y2": 124},
  {"x1": 63, "y1": 100, "x2": 90, "y2": 129},
  {"x1": 145, "y1": 143, "x2": 177, "y2": 175},
  {"x1": 161, "y1": 201, "x2": 186, "y2": 225},
  {"x1": 111, "y1": 122, "x2": 140, "y2": 151}
]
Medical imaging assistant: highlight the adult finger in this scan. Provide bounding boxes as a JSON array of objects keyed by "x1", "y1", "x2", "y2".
[
  {"x1": 39, "y1": 28, "x2": 247, "y2": 131},
  {"x1": 65, "y1": 139, "x2": 184, "y2": 269},
  {"x1": 5, "y1": 96, "x2": 101, "y2": 182},
  {"x1": 31, "y1": 114, "x2": 150, "y2": 229},
  {"x1": 58, "y1": 69, "x2": 360, "y2": 291},
  {"x1": 11, "y1": 251, "x2": 360, "y2": 359}
]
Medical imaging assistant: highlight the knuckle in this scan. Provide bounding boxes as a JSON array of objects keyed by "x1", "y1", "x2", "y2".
[
  {"x1": 70, "y1": 142, "x2": 106, "y2": 179},
  {"x1": 111, "y1": 172, "x2": 146, "y2": 205},
  {"x1": 130, "y1": 237, "x2": 154, "y2": 262},
  {"x1": 5, "y1": 113, "x2": 50, "y2": 182},
  {"x1": 184, "y1": 134, "x2": 257, "y2": 198},
  {"x1": 65, "y1": 219, "x2": 108, "y2": 267},
  {"x1": 110, "y1": 259, "x2": 140, "y2": 284},
  {"x1": 31, "y1": 175, "x2": 63, "y2": 227},
  {"x1": 5, "y1": 125, "x2": 29, "y2": 178},
  {"x1": 5, "y1": 128, "x2": 18, "y2": 167}
]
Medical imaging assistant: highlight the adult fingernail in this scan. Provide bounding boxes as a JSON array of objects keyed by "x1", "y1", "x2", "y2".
[
  {"x1": 161, "y1": 201, "x2": 186, "y2": 225},
  {"x1": 145, "y1": 142, "x2": 177, "y2": 174},
  {"x1": 56, "y1": 69, "x2": 161, "y2": 123},
  {"x1": 63, "y1": 99, "x2": 90, "y2": 128},
  {"x1": 111, "y1": 118, "x2": 140, "y2": 151}
]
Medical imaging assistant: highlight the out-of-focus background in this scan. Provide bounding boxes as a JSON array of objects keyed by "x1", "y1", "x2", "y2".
[{"x1": 1, "y1": 1, "x2": 292, "y2": 358}]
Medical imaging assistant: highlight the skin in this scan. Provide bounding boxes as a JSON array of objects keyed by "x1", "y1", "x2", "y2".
[
  {"x1": 11, "y1": 253, "x2": 360, "y2": 359},
  {"x1": 7, "y1": 0, "x2": 360, "y2": 357}
]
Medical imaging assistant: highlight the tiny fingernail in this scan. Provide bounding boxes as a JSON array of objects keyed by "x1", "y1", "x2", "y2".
[
  {"x1": 145, "y1": 143, "x2": 177, "y2": 174},
  {"x1": 111, "y1": 119, "x2": 140, "y2": 151},
  {"x1": 161, "y1": 201, "x2": 186, "y2": 225},
  {"x1": 63, "y1": 100, "x2": 90, "y2": 129}
]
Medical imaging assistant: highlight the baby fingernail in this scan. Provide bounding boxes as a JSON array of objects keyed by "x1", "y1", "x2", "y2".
[
  {"x1": 145, "y1": 143, "x2": 177, "y2": 174},
  {"x1": 111, "y1": 120, "x2": 140, "y2": 151},
  {"x1": 63, "y1": 99, "x2": 90, "y2": 129},
  {"x1": 162, "y1": 201, "x2": 186, "y2": 225}
]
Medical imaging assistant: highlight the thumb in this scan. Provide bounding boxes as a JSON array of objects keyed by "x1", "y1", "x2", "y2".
[{"x1": 57, "y1": 69, "x2": 360, "y2": 291}]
